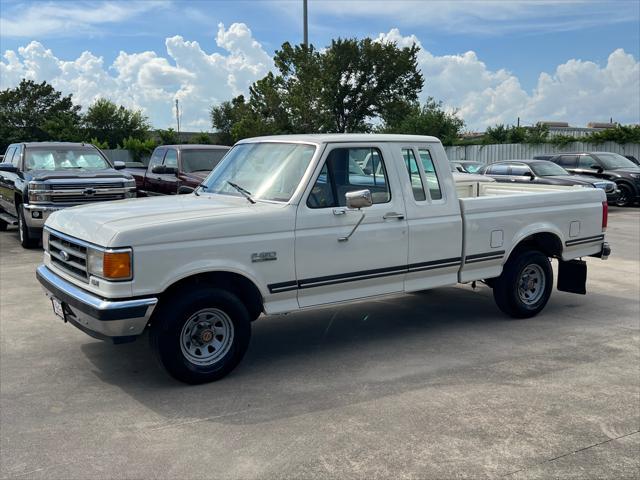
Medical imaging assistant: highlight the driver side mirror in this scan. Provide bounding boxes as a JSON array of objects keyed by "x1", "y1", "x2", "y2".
[
  {"x1": 113, "y1": 161, "x2": 125, "y2": 170},
  {"x1": 523, "y1": 171, "x2": 535, "y2": 180},
  {"x1": 151, "y1": 164, "x2": 165, "y2": 174},
  {"x1": 590, "y1": 164, "x2": 604, "y2": 173},
  {"x1": 345, "y1": 189, "x2": 372, "y2": 209}
]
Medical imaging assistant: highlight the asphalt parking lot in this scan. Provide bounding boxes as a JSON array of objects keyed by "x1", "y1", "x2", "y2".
[{"x1": 1, "y1": 208, "x2": 638, "y2": 479}]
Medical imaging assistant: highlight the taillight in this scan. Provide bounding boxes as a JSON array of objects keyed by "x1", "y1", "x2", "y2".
[{"x1": 602, "y1": 201, "x2": 608, "y2": 231}]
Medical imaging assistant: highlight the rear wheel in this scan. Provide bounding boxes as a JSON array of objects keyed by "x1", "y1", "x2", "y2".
[
  {"x1": 615, "y1": 184, "x2": 633, "y2": 207},
  {"x1": 492, "y1": 249, "x2": 553, "y2": 318},
  {"x1": 150, "y1": 286, "x2": 251, "y2": 384},
  {"x1": 0, "y1": 219, "x2": 7, "y2": 231},
  {"x1": 18, "y1": 208, "x2": 39, "y2": 248}
]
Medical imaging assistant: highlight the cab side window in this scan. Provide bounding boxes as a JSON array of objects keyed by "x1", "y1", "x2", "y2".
[
  {"x1": 557, "y1": 155, "x2": 577, "y2": 168},
  {"x1": 149, "y1": 149, "x2": 165, "y2": 168},
  {"x1": 402, "y1": 148, "x2": 426, "y2": 201},
  {"x1": 164, "y1": 149, "x2": 178, "y2": 169},
  {"x1": 11, "y1": 146, "x2": 22, "y2": 168},
  {"x1": 3, "y1": 147, "x2": 15, "y2": 165},
  {"x1": 510, "y1": 164, "x2": 530, "y2": 176},
  {"x1": 488, "y1": 164, "x2": 509, "y2": 175},
  {"x1": 418, "y1": 149, "x2": 442, "y2": 200},
  {"x1": 578, "y1": 155, "x2": 598, "y2": 169},
  {"x1": 307, "y1": 147, "x2": 390, "y2": 208}
]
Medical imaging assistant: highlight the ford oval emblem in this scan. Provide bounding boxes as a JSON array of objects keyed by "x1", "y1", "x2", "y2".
[
  {"x1": 83, "y1": 188, "x2": 96, "y2": 197},
  {"x1": 59, "y1": 250, "x2": 70, "y2": 261}
]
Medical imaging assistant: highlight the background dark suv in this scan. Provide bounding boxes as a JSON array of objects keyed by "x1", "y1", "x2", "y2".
[{"x1": 537, "y1": 152, "x2": 640, "y2": 206}]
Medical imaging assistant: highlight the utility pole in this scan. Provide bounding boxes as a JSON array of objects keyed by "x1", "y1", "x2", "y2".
[
  {"x1": 175, "y1": 99, "x2": 180, "y2": 138},
  {"x1": 303, "y1": 0, "x2": 308, "y2": 47}
]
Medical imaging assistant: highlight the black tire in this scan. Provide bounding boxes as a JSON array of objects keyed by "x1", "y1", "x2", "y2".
[
  {"x1": 492, "y1": 249, "x2": 553, "y2": 319},
  {"x1": 0, "y1": 219, "x2": 7, "y2": 231},
  {"x1": 149, "y1": 286, "x2": 251, "y2": 384},
  {"x1": 18, "y1": 208, "x2": 39, "y2": 248},
  {"x1": 615, "y1": 184, "x2": 633, "y2": 207}
]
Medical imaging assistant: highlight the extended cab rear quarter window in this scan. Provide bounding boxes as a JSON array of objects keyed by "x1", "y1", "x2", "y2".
[{"x1": 418, "y1": 149, "x2": 442, "y2": 200}]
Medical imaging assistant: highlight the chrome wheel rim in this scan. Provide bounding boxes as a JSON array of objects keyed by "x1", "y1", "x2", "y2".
[
  {"x1": 616, "y1": 188, "x2": 629, "y2": 206},
  {"x1": 180, "y1": 308, "x2": 234, "y2": 366},
  {"x1": 518, "y1": 264, "x2": 545, "y2": 305}
]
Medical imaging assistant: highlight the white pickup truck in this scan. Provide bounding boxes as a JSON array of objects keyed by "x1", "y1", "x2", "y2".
[{"x1": 37, "y1": 134, "x2": 611, "y2": 383}]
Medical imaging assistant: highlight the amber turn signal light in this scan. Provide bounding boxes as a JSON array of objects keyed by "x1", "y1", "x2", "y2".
[{"x1": 103, "y1": 251, "x2": 132, "y2": 280}]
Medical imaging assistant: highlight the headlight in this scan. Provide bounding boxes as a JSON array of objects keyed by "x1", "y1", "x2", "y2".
[
  {"x1": 630, "y1": 173, "x2": 640, "y2": 179},
  {"x1": 124, "y1": 179, "x2": 137, "y2": 198},
  {"x1": 28, "y1": 182, "x2": 50, "y2": 203},
  {"x1": 87, "y1": 248, "x2": 132, "y2": 281}
]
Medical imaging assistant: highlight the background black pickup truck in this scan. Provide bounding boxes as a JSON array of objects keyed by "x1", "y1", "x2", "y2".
[
  {"x1": 125, "y1": 144, "x2": 229, "y2": 196},
  {"x1": 0, "y1": 142, "x2": 136, "y2": 248}
]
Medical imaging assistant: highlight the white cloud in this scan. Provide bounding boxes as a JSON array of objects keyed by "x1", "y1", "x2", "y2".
[
  {"x1": 1, "y1": 25, "x2": 638, "y2": 132},
  {"x1": 377, "y1": 29, "x2": 640, "y2": 129},
  {"x1": 0, "y1": 23, "x2": 273, "y2": 131},
  {"x1": 0, "y1": 1, "x2": 169, "y2": 38}
]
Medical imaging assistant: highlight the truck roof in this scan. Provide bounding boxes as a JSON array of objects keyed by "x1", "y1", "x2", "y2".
[
  {"x1": 158, "y1": 144, "x2": 230, "y2": 150},
  {"x1": 238, "y1": 134, "x2": 441, "y2": 144},
  {"x1": 15, "y1": 142, "x2": 100, "y2": 148}
]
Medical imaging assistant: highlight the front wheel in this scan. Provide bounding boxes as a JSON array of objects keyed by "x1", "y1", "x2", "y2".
[
  {"x1": 615, "y1": 184, "x2": 633, "y2": 207},
  {"x1": 18, "y1": 208, "x2": 39, "y2": 248},
  {"x1": 492, "y1": 250, "x2": 553, "y2": 318},
  {"x1": 149, "y1": 286, "x2": 251, "y2": 384}
]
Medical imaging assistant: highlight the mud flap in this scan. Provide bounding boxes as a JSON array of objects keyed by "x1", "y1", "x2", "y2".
[{"x1": 557, "y1": 259, "x2": 587, "y2": 295}]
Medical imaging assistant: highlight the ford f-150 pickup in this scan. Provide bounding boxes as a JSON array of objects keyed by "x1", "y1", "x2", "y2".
[
  {"x1": 125, "y1": 144, "x2": 229, "y2": 196},
  {"x1": 36, "y1": 134, "x2": 611, "y2": 383}
]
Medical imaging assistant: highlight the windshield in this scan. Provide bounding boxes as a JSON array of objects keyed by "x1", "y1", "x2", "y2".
[
  {"x1": 531, "y1": 162, "x2": 569, "y2": 176},
  {"x1": 596, "y1": 153, "x2": 638, "y2": 170},
  {"x1": 25, "y1": 147, "x2": 110, "y2": 171},
  {"x1": 182, "y1": 149, "x2": 228, "y2": 173},
  {"x1": 200, "y1": 142, "x2": 316, "y2": 202}
]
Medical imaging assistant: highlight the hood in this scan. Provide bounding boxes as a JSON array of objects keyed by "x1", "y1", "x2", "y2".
[
  {"x1": 609, "y1": 167, "x2": 640, "y2": 174},
  {"x1": 185, "y1": 171, "x2": 210, "y2": 181},
  {"x1": 29, "y1": 168, "x2": 131, "y2": 181},
  {"x1": 46, "y1": 193, "x2": 289, "y2": 247},
  {"x1": 544, "y1": 175, "x2": 595, "y2": 185}
]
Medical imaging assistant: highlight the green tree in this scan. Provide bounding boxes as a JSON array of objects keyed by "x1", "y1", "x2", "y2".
[
  {"x1": 119, "y1": 137, "x2": 157, "y2": 162},
  {"x1": 211, "y1": 37, "x2": 424, "y2": 140},
  {"x1": 0, "y1": 80, "x2": 82, "y2": 150},
  {"x1": 157, "y1": 128, "x2": 180, "y2": 145},
  {"x1": 382, "y1": 98, "x2": 465, "y2": 146},
  {"x1": 484, "y1": 124, "x2": 510, "y2": 144},
  {"x1": 525, "y1": 124, "x2": 550, "y2": 144},
  {"x1": 189, "y1": 132, "x2": 213, "y2": 144},
  {"x1": 83, "y1": 98, "x2": 150, "y2": 148}
]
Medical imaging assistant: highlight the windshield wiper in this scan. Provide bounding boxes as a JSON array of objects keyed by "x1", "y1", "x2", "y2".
[
  {"x1": 227, "y1": 181, "x2": 255, "y2": 204},
  {"x1": 193, "y1": 183, "x2": 206, "y2": 196}
]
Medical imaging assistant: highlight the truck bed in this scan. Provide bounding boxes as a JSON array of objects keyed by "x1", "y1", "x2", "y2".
[{"x1": 458, "y1": 184, "x2": 606, "y2": 282}]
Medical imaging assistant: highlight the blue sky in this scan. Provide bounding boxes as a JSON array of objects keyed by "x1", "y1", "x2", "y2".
[{"x1": 1, "y1": 0, "x2": 639, "y2": 131}]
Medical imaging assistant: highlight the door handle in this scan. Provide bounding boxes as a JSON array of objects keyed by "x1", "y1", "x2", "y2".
[
  {"x1": 383, "y1": 212, "x2": 404, "y2": 220},
  {"x1": 333, "y1": 208, "x2": 347, "y2": 215}
]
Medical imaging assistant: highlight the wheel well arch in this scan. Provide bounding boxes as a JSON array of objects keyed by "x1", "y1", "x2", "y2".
[
  {"x1": 509, "y1": 231, "x2": 563, "y2": 260},
  {"x1": 159, "y1": 271, "x2": 264, "y2": 321}
]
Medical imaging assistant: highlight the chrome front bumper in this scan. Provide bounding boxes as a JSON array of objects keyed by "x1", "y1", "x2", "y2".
[
  {"x1": 36, "y1": 265, "x2": 158, "y2": 343},
  {"x1": 22, "y1": 204, "x2": 60, "y2": 228}
]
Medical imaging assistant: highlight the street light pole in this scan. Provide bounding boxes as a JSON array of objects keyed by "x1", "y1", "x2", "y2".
[
  {"x1": 175, "y1": 99, "x2": 180, "y2": 138},
  {"x1": 303, "y1": 0, "x2": 308, "y2": 47}
]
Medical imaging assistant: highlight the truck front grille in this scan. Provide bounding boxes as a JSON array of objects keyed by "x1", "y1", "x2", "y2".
[
  {"x1": 48, "y1": 181, "x2": 128, "y2": 204},
  {"x1": 48, "y1": 232, "x2": 89, "y2": 282}
]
